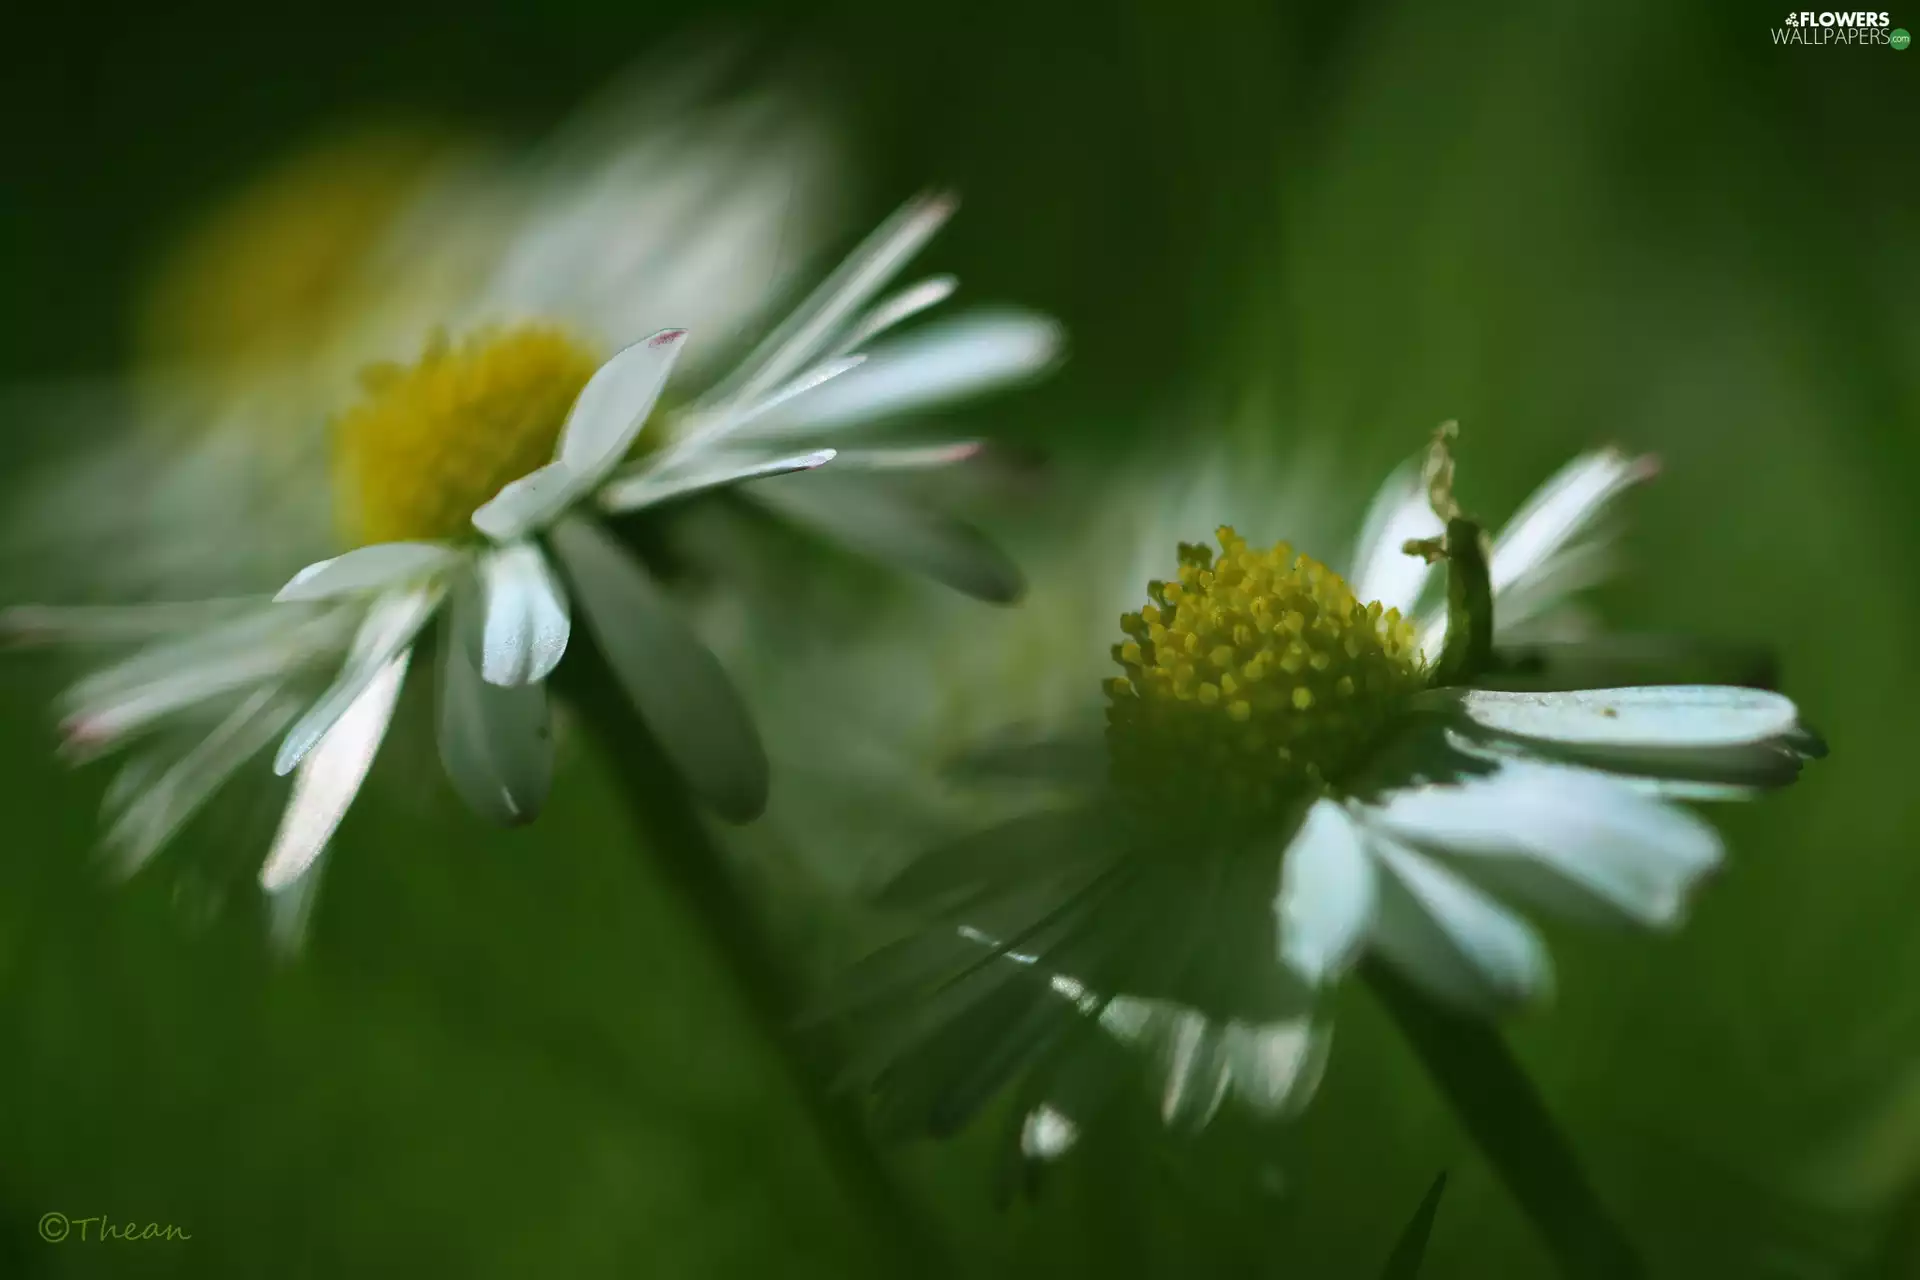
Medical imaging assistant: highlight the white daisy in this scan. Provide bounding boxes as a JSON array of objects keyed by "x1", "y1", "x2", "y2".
[
  {"x1": 7, "y1": 194, "x2": 1062, "y2": 938},
  {"x1": 817, "y1": 424, "x2": 1822, "y2": 1163},
  {"x1": 2, "y1": 50, "x2": 848, "y2": 602}
]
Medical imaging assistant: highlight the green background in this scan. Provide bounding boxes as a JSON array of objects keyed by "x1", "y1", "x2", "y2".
[{"x1": 2, "y1": 1, "x2": 1916, "y2": 1275}]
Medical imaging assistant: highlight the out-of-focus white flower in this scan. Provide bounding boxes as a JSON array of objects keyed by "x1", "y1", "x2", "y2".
[
  {"x1": 6, "y1": 187, "x2": 1061, "y2": 947},
  {"x1": 792, "y1": 424, "x2": 1821, "y2": 1165},
  {"x1": 3, "y1": 49, "x2": 849, "y2": 601}
]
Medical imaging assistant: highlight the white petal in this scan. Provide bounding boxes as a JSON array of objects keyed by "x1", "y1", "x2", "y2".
[
  {"x1": 2, "y1": 599, "x2": 265, "y2": 647},
  {"x1": 64, "y1": 606, "x2": 324, "y2": 708},
  {"x1": 704, "y1": 190, "x2": 957, "y2": 411},
  {"x1": 672, "y1": 356, "x2": 865, "y2": 447},
  {"x1": 1365, "y1": 763, "x2": 1722, "y2": 928},
  {"x1": 825, "y1": 442, "x2": 985, "y2": 472},
  {"x1": 266, "y1": 846, "x2": 329, "y2": 956},
  {"x1": 1221, "y1": 1016, "x2": 1331, "y2": 1117},
  {"x1": 1609, "y1": 775, "x2": 1769, "y2": 803},
  {"x1": 1090, "y1": 998, "x2": 1329, "y2": 1129},
  {"x1": 733, "y1": 310, "x2": 1063, "y2": 439},
  {"x1": 273, "y1": 587, "x2": 440, "y2": 776},
  {"x1": 1439, "y1": 724, "x2": 1803, "y2": 801},
  {"x1": 1348, "y1": 459, "x2": 1443, "y2": 615},
  {"x1": 1368, "y1": 837, "x2": 1553, "y2": 1014},
  {"x1": 259, "y1": 651, "x2": 409, "y2": 893},
  {"x1": 597, "y1": 448, "x2": 837, "y2": 515},
  {"x1": 1273, "y1": 798, "x2": 1378, "y2": 985},
  {"x1": 59, "y1": 608, "x2": 344, "y2": 753},
  {"x1": 1019, "y1": 1104, "x2": 1080, "y2": 1161},
  {"x1": 462, "y1": 55, "x2": 839, "y2": 366},
  {"x1": 753, "y1": 472, "x2": 1023, "y2": 602},
  {"x1": 478, "y1": 542, "x2": 571, "y2": 686},
  {"x1": 438, "y1": 574, "x2": 553, "y2": 825},
  {"x1": 1419, "y1": 449, "x2": 1655, "y2": 653},
  {"x1": 1483, "y1": 539, "x2": 1617, "y2": 640},
  {"x1": 101, "y1": 688, "x2": 298, "y2": 877},
  {"x1": 829, "y1": 274, "x2": 959, "y2": 357},
  {"x1": 1158, "y1": 1012, "x2": 1233, "y2": 1130},
  {"x1": 62, "y1": 663, "x2": 284, "y2": 758},
  {"x1": 548, "y1": 514, "x2": 767, "y2": 821},
  {"x1": 471, "y1": 462, "x2": 588, "y2": 543},
  {"x1": 875, "y1": 807, "x2": 1106, "y2": 916},
  {"x1": 1420, "y1": 540, "x2": 1622, "y2": 657},
  {"x1": 553, "y1": 327, "x2": 690, "y2": 484},
  {"x1": 1445, "y1": 686, "x2": 1802, "y2": 749},
  {"x1": 274, "y1": 542, "x2": 458, "y2": 602},
  {"x1": 1490, "y1": 449, "x2": 1657, "y2": 599}
]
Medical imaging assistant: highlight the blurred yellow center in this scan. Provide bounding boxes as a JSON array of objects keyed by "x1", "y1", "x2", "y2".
[
  {"x1": 1104, "y1": 527, "x2": 1424, "y2": 818},
  {"x1": 137, "y1": 125, "x2": 454, "y2": 380},
  {"x1": 332, "y1": 326, "x2": 600, "y2": 545}
]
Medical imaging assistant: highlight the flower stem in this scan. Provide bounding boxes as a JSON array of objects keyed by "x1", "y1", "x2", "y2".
[
  {"x1": 1361, "y1": 959, "x2": 1646, "y2": 1280},
  {"x1": 558, "y1": 635, "x2": 944, "y2": 1271}
]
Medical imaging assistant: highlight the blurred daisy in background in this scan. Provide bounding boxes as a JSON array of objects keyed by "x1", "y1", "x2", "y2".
[
  {"x1": 3, "y1": 47, "x2": 1060, "y2": 943},
  {"x1": 3, "y1": 47, "x2": 848, "y2": 601},
  {"x1": 739, "y1": 421, "x2": 1821, "y2": 1171}
]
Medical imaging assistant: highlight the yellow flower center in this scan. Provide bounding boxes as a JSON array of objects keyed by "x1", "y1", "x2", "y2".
[
  {"x1": 331, "y1": 325, "x2": 602, "y2": 545},
  {"x1": 1105, "y1": 527, "x2": 1425, "y2": 819},
  {"x1": 137, "y1": 124, "x2": 455, "y2": 380}
]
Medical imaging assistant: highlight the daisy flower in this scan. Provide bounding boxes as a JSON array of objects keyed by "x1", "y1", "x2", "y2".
[
  {"x1": 2, "y1": 50, "x2": 848, "y2": 602},
  {"x1": 9, "y1": 191, "x2": 1061, "y2": 936},
  {"x1": 816, "y1": 423, "x2": 1822, "y2": 1163}
]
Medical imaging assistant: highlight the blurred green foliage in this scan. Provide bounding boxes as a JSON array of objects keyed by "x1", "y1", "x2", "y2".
[{"x1": 2, "y1": 1, "x2": 1916, "y2": 1275}]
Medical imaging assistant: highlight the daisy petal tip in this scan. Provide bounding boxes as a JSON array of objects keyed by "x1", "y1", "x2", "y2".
[
  {"x1": 270, "y1": 735, "x2": 310, "y2": 778},
  {"x1": 476, "y1": 498, "x2": 537, "y2": 545},
  {"x1": 478, "y1": 637, "x2": 566, "y2": 688},
  {"x1": 0, "y1": 607, "x2": 52, "y2": 646},
  {"x1": 1279, "y1": 953, "x2": 1336, "y2": 991},
  {"x1": 919, "y1": 188, "x2": 961, "y2": 221},
  {"x1": 58, "y1": 714, "x2": 113, "y2": 757},
  {"x1": 470, "y1": 506, "x2": 514, "y2": 543},
  {"x1": 527, "y1": 640, "x2": 568, "y2": 685},
  {"x1": 646, "y1": 327, "x2": 688, "y2": 349},
  {"x1": 499, "y1": 795, "x2": 539, "y2": 829},
  {"x1": 1022, "y1": 317, "x2": 1069, "y2": 364},
  {"x1": 1497, "y1": 961, "x2": 1558, "y2": 1016},
  {"x1": 258, "y1": 850, "x2": 319, "y2": 897},
  {"x1": 1789, "y1": 723, "x2": 1830, "y2": 759},
  {"x1": 273, "y1": 563, "x2": 329, "y2": 602}
]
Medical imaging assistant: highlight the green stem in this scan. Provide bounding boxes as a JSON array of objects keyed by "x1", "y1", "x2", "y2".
[
  {"x1": 1432, "y1": 516, "x2": 1495, "y2": 688},
  {"x1": 1362, "y1": 959, "x2": 1645, "y2": 1280},
  {"x1": 559, "y1": 635, "x2": 943, "y2": 1271}
]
